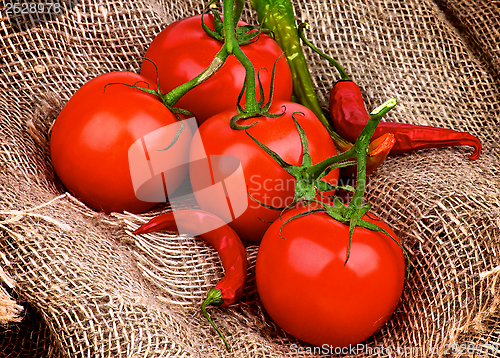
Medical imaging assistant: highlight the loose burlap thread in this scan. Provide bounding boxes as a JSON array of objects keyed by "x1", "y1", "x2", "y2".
[{"x1": 1, "y1": 0, "x2": 500, "y2": 356}]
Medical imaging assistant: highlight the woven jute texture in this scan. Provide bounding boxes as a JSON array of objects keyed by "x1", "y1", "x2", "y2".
[{"x1": 1, "y1": 0, "x2": 500, "y2": 356}]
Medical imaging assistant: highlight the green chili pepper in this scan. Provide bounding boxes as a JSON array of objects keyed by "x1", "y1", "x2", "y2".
[
  {"x1": 249, "y1": 0, "x2": 398, "y2": 175},
  {"x1": 249, "y1": 1, "x2": 344, "y2": 141}
]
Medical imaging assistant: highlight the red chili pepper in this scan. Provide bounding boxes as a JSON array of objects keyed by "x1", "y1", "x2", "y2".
[
  {"x1": 329, "y1": 80, "x2": 482, "y2": 160},
  {"x1": 133, "y1": 209, "x2": 247, "y2": 351},
  {"x1": 297, "y1": 24, "x2": 482, "y2": 161}
]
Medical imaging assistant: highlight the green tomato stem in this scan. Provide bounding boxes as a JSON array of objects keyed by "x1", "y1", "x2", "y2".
[
  {"x1": 346, "y1": 98, "x2": 397, "y2": 214},
  {"x1": 304, "y1": 99, "x2": 397, "y2": 184},
  {"x1": 223, "y1": 0, "x2": 260, "y2": 115},
  {"x1": 161, "y1": 46, "x2": 229, "y2": 108}
]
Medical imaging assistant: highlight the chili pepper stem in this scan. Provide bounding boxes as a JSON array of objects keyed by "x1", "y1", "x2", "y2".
[
  {"x1": 201, "y1": 288, "x2": 231, "y2": 351},
  {"x1": 297, "y1": 23, "x2": 349, "y2": 81}
]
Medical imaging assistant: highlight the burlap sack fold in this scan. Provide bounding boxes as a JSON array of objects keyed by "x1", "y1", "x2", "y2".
[{"x1": 1, "y1": 0, "x2": 499, "y2": 356}]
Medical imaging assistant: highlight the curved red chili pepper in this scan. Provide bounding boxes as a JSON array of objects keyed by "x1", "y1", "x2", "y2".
[
  {"x1": 330, "y1": 80, "x2": 482, "y2": 160},
  {"x1": 133, "y1": 209, "x2": 247, "y2": 351}
]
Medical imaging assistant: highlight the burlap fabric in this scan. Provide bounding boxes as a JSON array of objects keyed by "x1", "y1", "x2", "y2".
[{"x1": 1, "y1": 0, "x2": 499, "y2": 356}]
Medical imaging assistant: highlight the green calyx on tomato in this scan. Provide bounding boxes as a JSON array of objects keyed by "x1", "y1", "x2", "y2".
[
  {"x1": 247, "y1": 97, "x2": 407, "y2": 265},
  {"x1": 280, "y1": 198, "x2": 409, "y2": 268},
  {"x1": 219, "y1": 0, "x2": 289, "y2": 128},
  {"x1": 248, "y1": 98, "x2": 397, "y2": 203},
  {"x1": 255, "y1": 202, "x2": 406, "y2": 348},
  {"x1": 229, "y1": 54, "x2": 286, "y2": 130},
  {"x1": 245, "y1": 113, "x2": 355, "y2": 208},
  {"x1": 201, "y1": 0, "x2": 269, "y2": 46}
]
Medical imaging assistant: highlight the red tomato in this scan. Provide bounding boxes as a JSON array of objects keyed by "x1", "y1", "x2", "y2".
[
  {"x1": 50, "y1": 72, "x2": 192, "y2": 213},
  {"x1": 188, "y1": 101, "x2": 338, "y2": 242},
  {"x1": 256, "y1": 203, "x2": 405, "y2": 347},
  {"x1": 140, "y1": 14, "x2": 293, "y2": 124}
]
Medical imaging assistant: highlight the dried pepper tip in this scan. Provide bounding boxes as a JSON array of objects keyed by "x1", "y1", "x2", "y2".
[
  {"x1": 133, "y1": 222, "x2": 156, "y2": 235},
  {"x1": 366, "y1": 133, "x2": 396, "y2": 175},
  {"x1": 132, "y1": 212, "x2": 178, "y2": 235},
  {"x1": 201, "y1": 288, "x2": 231, "y2": 351},
  {"x1": 467, "y1": 138, "x2": 482, "y2": 160}
]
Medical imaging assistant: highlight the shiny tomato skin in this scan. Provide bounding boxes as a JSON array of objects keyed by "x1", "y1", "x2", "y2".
[
  {"x1": 188, "y1": 101, "x2": 338, "y2": 242},
  {"x1": 140, "y1": 14, "x2": 293, "y2": 124},
  {"x1": 256, "y1": 204, "x2": 405, "y2": 347},
  {"x1": 50, "y1": 71, "x2": 192, "y2": 213}
]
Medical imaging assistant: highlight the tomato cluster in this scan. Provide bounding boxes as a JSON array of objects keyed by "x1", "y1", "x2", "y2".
[
  {"x1": 50, "y1": 14, "x2": 292, "y2": 215},
  {"x1": 49, "y1": 6, "x2": 405, "y2": 352}
]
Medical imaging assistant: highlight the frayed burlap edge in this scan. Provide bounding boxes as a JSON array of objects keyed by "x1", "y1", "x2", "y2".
[{"x1": 0, "y1": 259, "x2": 23, "y2": 324}]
